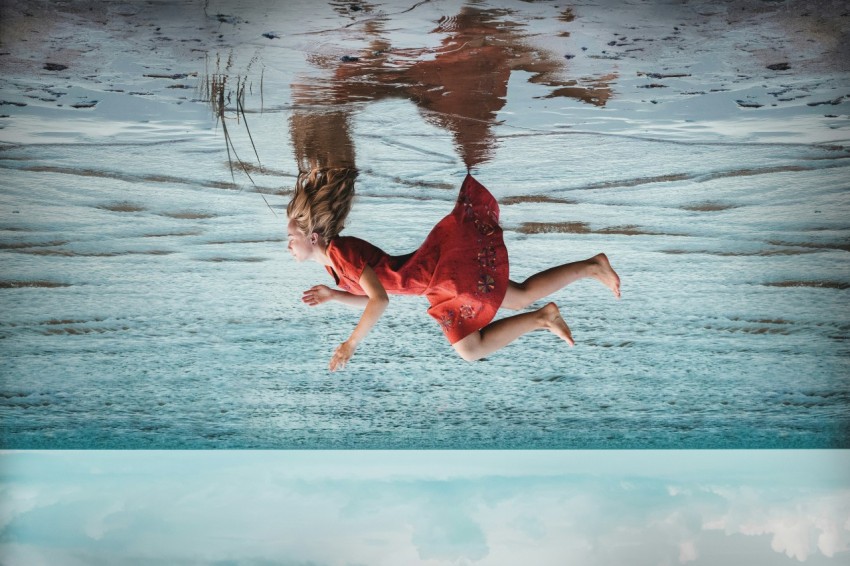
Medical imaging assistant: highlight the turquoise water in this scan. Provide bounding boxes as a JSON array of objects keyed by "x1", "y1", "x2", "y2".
[{"x1": 1, "y1": 0, "x2": 848, "y2": 448}]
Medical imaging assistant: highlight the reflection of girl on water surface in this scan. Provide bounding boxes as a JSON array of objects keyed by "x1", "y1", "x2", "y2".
[
  {"x1": 285, "y1": 6, "x2": 619, "y2": 371},
  {"x1": 290, "y1": 5, "x2": 613, "y2": 170},
  {"x1": 287, "y1": 167, "x2": 620, "y2": 371}
]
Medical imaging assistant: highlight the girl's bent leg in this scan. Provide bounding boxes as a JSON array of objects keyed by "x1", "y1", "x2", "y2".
[
  {"x1": 502, "y1": 253, "x2": 620, "y2": 310},
  {"x1": 453, "y1": 303, "x2": 573, "y2": 362}
]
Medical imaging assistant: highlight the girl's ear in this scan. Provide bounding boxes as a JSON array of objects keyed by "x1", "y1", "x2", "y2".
[{"x1": 310, "y1": 232, "x2": 319, "y2": 245}]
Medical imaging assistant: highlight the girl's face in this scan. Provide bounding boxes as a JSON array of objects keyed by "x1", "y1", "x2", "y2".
[{"x1": 286, "y1": 218, "x2": 314, "y2": 262}]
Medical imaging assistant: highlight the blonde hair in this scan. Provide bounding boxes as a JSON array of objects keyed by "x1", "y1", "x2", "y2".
[{"x1": 287, "y1": 167, "x2": 358, "y2": 245}]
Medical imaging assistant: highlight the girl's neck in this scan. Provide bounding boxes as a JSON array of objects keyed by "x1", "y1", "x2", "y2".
[{"x1": 313, "y1": 240, "x2": 332, "y2": 266}]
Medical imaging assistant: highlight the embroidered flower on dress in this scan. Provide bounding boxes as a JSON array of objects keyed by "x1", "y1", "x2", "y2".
[
  {"x1": 477, "y1": 274, "x2": 495, "y2": 294},
  {"x1": 462, "y1": 195, "x2": 475, "y2": 219},
  {"x1": 459, "y1": 303, "x2": 478, "y2": 320},
  {"x1": 474, "y1": 219, "x2": 495, "y2": 236},
  {"x1": 440, "y1": 310, "x2": 456, "y2": 331},
  {"x1": 477, "y1": 246, "x2": 496, "y2": 268}
]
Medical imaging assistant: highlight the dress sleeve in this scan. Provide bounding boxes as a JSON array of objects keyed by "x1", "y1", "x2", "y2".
[{"x1": 327, "y1": 237, "x2": 379, "y2": 293}]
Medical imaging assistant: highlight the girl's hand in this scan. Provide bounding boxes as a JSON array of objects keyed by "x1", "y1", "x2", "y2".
[
  {"x1": 329, "y1": 340, "x2": 356, "y2": 372},
  {"x1": 302, "y1": 285, "x2": 333, "y2": 306}
]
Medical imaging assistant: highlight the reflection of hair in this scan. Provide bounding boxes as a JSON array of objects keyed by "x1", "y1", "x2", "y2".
[{"x1": 287, "y1": 167, "x2": 358, "y2": 244}]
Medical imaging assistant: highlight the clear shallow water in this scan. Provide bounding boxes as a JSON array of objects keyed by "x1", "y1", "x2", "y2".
[{"x1": 1, "y1": 0, "x2": 848, "y2": 448}]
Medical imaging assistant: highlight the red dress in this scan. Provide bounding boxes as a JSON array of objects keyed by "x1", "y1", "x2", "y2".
[{"x1": 325, "y1": 174, "x2": 509, "y2": 344}]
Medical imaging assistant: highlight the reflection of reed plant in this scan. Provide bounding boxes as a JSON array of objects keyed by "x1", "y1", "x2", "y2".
[{"x1": 201, "y1": 53, "x2": 274, "y2": 214}]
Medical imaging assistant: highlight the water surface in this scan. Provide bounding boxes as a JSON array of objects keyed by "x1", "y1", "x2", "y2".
[{"x1": 1, "y1": 0, "x2": 848, "y2": 448}]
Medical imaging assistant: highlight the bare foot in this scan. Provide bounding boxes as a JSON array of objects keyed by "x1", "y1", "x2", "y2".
[
  {"x1": 538, "y1": 302, "x2": 574, "y2": 346},
  {"x1": 590, "y1": 253, "x2": 621, "y2": 299}
]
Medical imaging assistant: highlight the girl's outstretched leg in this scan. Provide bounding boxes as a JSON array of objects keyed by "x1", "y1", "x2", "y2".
[
  {"x1": 502, "y1": 253, "x2": 620, "y2": 310},
  {"x1": 453, "y1": 302, "x2": 573, "y2": 362}
]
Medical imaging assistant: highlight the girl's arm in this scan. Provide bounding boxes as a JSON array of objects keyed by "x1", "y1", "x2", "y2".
[
  {"x1": 329, "y1": 264, "x2": 389, "y2": 372},
  {"x1": 303, "y1": 285, "x2": 369, "y2": 308}
]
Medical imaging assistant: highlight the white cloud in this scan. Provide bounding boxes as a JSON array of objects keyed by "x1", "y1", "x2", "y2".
[
  {"x1": 667, "y1": 485, "x2": 683, "y2": 496},
  {"x1": 0, "y1": 484, "x2": 83, "y2": 532},
  {"x1": 678, "y1": 540, "x2": 698, "y2": 563},
  {"x1": 2, "y1": 453, "x2": 849, "y2": 565},
  {"x1": 0, "y1": 486, "x2": 41, "y2": 531},
  {"x1": 83, "y1": 500, "x2": 125, "y2": 541},
  {"x1": 768, "y1": 518, "x2": 814, "y2": 561},
  {"x1": 698, "y1": 488, "x2": 850, "y2": 562}
]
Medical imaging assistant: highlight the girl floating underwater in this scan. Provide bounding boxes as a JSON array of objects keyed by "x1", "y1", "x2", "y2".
[{"x1": 286, "y1": 167, "x2": 621, "y2": 372}]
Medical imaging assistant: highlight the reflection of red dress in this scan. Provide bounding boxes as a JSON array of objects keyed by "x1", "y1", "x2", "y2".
[{"x1": 325, "y1": 174, "x2": 509, "y2": 344}]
